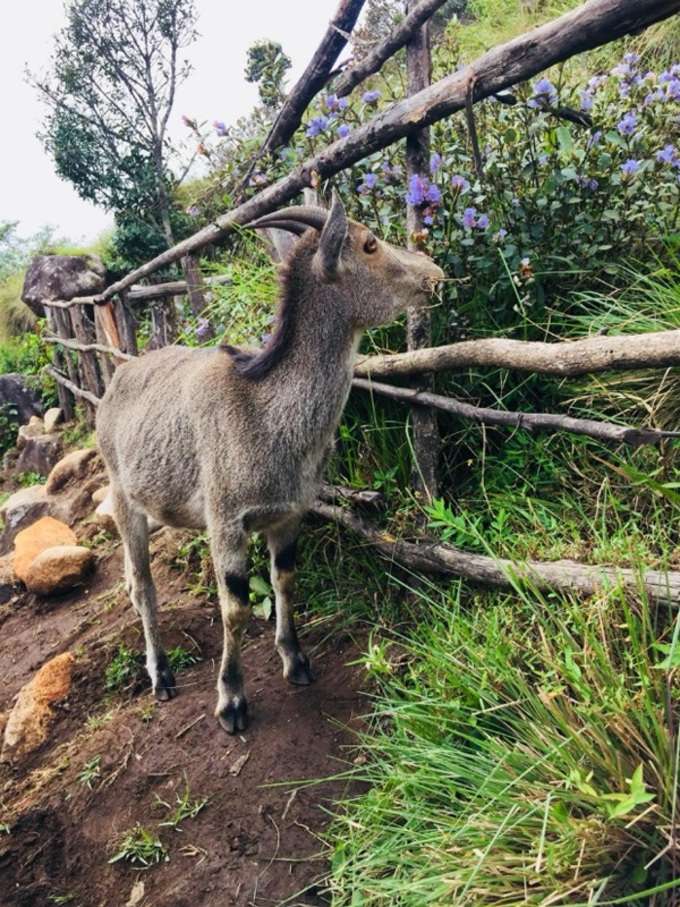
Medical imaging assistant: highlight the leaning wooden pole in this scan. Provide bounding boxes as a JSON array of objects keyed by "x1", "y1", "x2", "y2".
[
  {"x1": 98, "y1": 0, "x2": 680, "y2": 300},
  {"x1": 405, "y1": 1, "x2": 439, "y2": 502},
  {"x1": 313, "y1": 501, "x2": 680, "y2": 604}
]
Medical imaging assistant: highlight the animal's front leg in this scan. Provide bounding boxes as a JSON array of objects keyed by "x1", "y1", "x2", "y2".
[
  {"x1": 210, "y1": 523, "x2": 250, "y2": 734},
  {"x1": 267, "y1": 523, "x2": 313, "y2": 686}
]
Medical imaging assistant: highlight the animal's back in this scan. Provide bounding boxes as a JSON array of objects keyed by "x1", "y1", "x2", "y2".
[{"x1": 97, "y1": 346, "x2": 217, "y2": 524}]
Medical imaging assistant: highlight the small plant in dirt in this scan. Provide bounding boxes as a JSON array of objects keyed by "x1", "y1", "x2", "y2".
[
  {"x1": 47, "y1": 895, "x2": 76, "y2": 905},
  {"x1": 166, "y1": 646, "x2": 201, "y2": 673},
  {"x1": 139, "y1": 702, "x2": 156, "y2": 723},
  {"x1": 156, "y1": 781, "x2": 208, "y2": 831},
  {"x1": 17, "y1": 471, "x2": 45, "y2": 488},
  {"x1": 249, "y1": 574, "x2": 273, "y2": 620},
  {"x1": 60, "y1": 406, "x2": 95, "y2": 449},
  {"x1": 77, "y1": 755, "x2": 101, "y2": 789},
  {"x1": 108, "y1": 824, "x2": 168, "y2": 868},
  {"x1": 104, "y1": 644, "x2": 144, "y2": 692},
  {"x1": 0, "y1": 822, "x2": 10, "y2": 835}
]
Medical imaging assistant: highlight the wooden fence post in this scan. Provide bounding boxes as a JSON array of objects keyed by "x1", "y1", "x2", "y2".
[
  {"x1": 182, "y1": 255, "x2": 212, "y2": 340},
  {"x1": 405, "y1": 1, "x2": 439, "y2": 502},
  {"x1": 94, "y1": 302, "x2": 124, "y2": 385},
  {"x1": 69, "y1": 305, "x2": 103, "y2": 422},
  {"x1": 44, "y1": 308, "x2": 75, "y2": 421},
  {"x1": 114, "y1": 291, "x2": 139, "y2": 356}
]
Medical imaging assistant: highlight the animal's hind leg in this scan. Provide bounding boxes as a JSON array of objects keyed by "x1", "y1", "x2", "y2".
[
  {"x1": 267, "y1": 521, "x2": 312, "y2": 686},
  {"x1": 111, "y1": 486, "x2": 176, "y2": 701}
]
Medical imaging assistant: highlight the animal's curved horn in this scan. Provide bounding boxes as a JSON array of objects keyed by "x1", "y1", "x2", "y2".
[
  {"x1": 248, "y1": 218, "x2": 308, "y2": 236},
  {"x1": 246, "y1": 206, "x2": 328, "y2": 232}
]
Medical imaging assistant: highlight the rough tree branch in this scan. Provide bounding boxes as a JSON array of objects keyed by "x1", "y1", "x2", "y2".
[
  {"x1": 100, "y1": 0, "x2": 680, "y2": 300},
  {"x1": 332, "y1": 0, "x2": 448, "y2": 98},
  {"x1": 352, "y1": 377, "x2": 680, "y2": 447},
  {"x1": 354, "y1": 330, "x2": 680, "y2": 379},
  {"x1": 263, "y1": 0, "x2": 367, "y2": 154}
]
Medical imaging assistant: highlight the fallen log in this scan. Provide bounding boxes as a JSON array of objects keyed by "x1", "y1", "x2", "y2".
[
  {"x1": 354, "y1": 330, "x2": 680, "y2": 379},
  {"x1": 352, "y1": 377, "x2": 680, "y2": 447},
  {"x1": 97, "y1": 0, "x2": 680, "y2": 301},
  {"x1": 312, "y1": 501, "x2": 680, "y2": 604},
  {"x1": 332, "y1": 0, "x2": 448, "y2": 98}
]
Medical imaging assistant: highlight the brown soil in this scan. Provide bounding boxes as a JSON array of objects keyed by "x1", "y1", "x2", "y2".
[{"x1": 0, "y1": 522, "x2": 367, "y2": 907}]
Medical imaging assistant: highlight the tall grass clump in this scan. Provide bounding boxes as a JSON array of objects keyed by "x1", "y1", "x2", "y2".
[{"x1": 327, "y1": 581, "x2": 680, "y2": 905}]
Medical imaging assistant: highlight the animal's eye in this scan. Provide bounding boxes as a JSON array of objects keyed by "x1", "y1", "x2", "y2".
[{"x1": 364, "y1": 235, "x2": 378, "y2": 254}]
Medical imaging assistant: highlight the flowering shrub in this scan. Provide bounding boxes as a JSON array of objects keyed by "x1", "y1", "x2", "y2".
[{"x1": 186, "y1": 47, "x2": 678, "y2": 340}]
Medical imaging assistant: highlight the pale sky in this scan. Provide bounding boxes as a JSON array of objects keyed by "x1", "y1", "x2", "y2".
[{"x1": 1, "y1": 0, "x2": 341, "y2": 244}]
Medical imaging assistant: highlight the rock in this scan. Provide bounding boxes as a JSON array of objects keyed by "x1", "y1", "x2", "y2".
[
  {"x1": 21, "y1": 254, "x2": 106, "y2": 318},
  {"x1": 0, "y1": 554, "x2": 15, "y2": 603},
  {"x1": 15, "y1": 433, "x2": 62, "y2": 477},
  {"x1": 94, "y1": 494, "x2": 118, "y2": 535},
  {"x1": 23, "y1": 545, "x2": 96, "y2": 596},
  {"x1": 1, "y1": 652, "x2": 74, "y2": 761},
  {"x1": 12, "y1": 516, "x2": 77, "y2": 584},
  {"x1": 45, "y1": 448, "x2": 97, "y2": 495},
  {"x1": 91, "y1": 485, "x2": 110, "y2": 506},
  {"x1": 0, "y1": 485, "x2": 50, "y2": 555},
  {"x1": 0, "y1": 374, "x2": 43, "y2": 424},
  {"x1": 43, "y1": 407, "x2": 63, "y2": 434},
  {"x1": 16, "y1": 416, "x2": 45, "y2": 449}
]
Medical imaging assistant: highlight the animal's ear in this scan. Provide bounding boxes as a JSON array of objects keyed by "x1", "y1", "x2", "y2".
[{"x1": 314, "y1": 191, "x2": 348, "y2": 281}]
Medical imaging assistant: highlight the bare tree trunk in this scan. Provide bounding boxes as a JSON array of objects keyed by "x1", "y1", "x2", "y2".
[{"x1": 405, "y1": 4, "x2": 439, "y2": 502}]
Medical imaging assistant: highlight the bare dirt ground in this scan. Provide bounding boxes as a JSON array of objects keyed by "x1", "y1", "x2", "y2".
[{"x1": 0, "y1": 510, "x2": 366, "y2": 907}]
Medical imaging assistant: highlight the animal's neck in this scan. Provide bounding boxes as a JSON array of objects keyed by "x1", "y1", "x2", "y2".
[{"x1": 261, "y1": 281, "x2": 359, "y2": 449}]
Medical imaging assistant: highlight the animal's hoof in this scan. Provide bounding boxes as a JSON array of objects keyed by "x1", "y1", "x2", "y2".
[
  {"x1": 217, "y1": 697, "x2": 249, "y2": 734},
  {"x1": 285, "y1": 653, "x2": 313, "y2": 686},
  {"x1": 153, "y1": 660, "x2": 177, "y2": 701}
]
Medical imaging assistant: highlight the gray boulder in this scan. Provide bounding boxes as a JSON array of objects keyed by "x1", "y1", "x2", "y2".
[
  {"x1": 0, "y1": 486, "x2": 50, "y2": 555},
  {"x1": 15, "y1": 433, "x2": 62, "y2": 477},
  {"x1": 21, "y1": 254, "x2": 106, "y2": 317},
  {"x1": 0, "y1": 374, "x2": 43, "y2": 424}
]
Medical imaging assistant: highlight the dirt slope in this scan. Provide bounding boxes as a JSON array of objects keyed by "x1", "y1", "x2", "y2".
[{"x1": 0, "y1": 532, "x2": 366, "y2": 907}]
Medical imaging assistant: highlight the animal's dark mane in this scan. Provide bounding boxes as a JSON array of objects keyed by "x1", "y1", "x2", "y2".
[{"x1": 220, "y1": 233, "x2": 316, "y2": 381}]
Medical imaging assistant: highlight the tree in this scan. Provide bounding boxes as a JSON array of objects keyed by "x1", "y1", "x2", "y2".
[
  {"x1": 32, "y1": 0, "x2": 198, "y2": 259},
  {"x1": 244, "y1": 40, "x2": 292, "y2": 111}
]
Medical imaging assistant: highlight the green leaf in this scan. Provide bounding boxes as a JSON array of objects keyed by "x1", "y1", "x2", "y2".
[
  {"x1": 556, "y1": 126, "x2": 573, "y2": 155},
  {"x1": 249, "y1": 575, "x2": 271, "y2": 597}
]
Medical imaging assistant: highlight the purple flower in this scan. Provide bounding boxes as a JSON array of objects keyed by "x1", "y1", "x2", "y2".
[
  {"x1": 213, "y1": 120, "x2": 227, "y2": 136},
  {"x1": 586, "y1": 129, "x2": 603, "y2": 149},
  {"x1": 451, "y1": 174, "x2": 470, "y2": 194},
  {"x1": 364, "y1": 172, "x2": 378, "y2": 189},
  {"x1": 425, "y1": 183, "x2": 442, "y2": 205},
  {"x1": 579, "y1": 89, "x2": 594, "y2": 112},
  {"x1": 185, "y1": 205, "x2": 199, "y2": 217},
  {"x1": 588, "y1": 74, "x2": 607, "y2": 92},
  {"x1": 337, "y1": 123, "x2": 351, "y2": 138},
  {"x1": 644, "y1": 88, "x2": 665, "y2": 106},
  {"x1": 462, "y1": 207, "x2": 477, "y2": 229},
  {"x1": 423, "y1": 214, "x2": 433, "y2": 225},
  {"x1": 338, "y1": 97, "x2": 349, "y2": 110},
  {"x1": 476, "y1": 213, "x2": 490, "y2": 230},
  {"x1": 667, "y1": 78, "x2": 680, "y2": 101},
  {"x1": 406, "y1": 174, "x2": 427, "y2": 206},
  {"x1": 528, "y1": 77, "x2": 557, "y2": 108},
  {"x1": 617, "y1": 111, "x2": 637, "y2": 136},
  {"x1": 325, "y1": 94, "x2": 339, "y2": 111},
  {"x1": 306, "y1": 115, "x2": 329, "y2": 137},
  {"x1": 623, "y1": 52, "x2": 640, "y2": 66},
  {"x1": 362, "y1": 90, "x2": 381, "y2": 104},
  {"x1": 621, "y1": 158, "x2": 641, "y2": 175},
  {"x1": 195, "y1": 318, "x2": 211, "y2": 341},
  {"x1": 429, "y1": 152, "x2": 442, "y2": 174},
  {"x1": 494, "y1": 228, "x2": 508, "y2": 241},
  {"x1": 538, "y1": 152, "x2": 549, "y2": 165},
  {"x1": 656, "y1": 144, "x2": 678, "y2": 165}
]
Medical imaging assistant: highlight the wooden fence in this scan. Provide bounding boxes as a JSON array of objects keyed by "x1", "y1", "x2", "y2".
[{"x1": 34, "y1": 0, "x2": 680, "y2": 601}]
